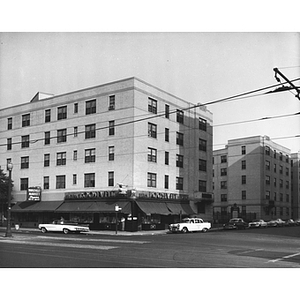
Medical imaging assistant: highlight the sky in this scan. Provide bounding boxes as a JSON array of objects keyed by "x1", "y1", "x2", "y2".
[{"x1": 1, "y1": 32, "x2": 299, "y2": 152}]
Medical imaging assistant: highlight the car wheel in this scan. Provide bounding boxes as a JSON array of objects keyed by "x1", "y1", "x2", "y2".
[
  {"x1": 182, "y1": 227, "x2": 188, "y2": 233},
  {"x1": 41, "y1": 227, "x2": 47, "y2": 233},
  {"x1": 63, "y1": 228, "x2": 69, "y2": 234},
  {"x1": 202, "y1": 228, "x2": 208, "y2": 233}
]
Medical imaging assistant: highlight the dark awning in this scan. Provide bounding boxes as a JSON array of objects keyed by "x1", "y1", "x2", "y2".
[
  {"x1": 56, "y1": 201, "x2": 131, "y2": 214},
  {"x1": 136, "y1": 201, "x2": 171, "y2": 215},
  {"x1": 11, "y1": 201, "x2": 64, "y2": 212},
  {"x1": 166, "y1": 203, "x2": 196, "y2": 215}
]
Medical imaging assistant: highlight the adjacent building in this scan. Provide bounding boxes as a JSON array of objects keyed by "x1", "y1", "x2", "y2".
[
  {"x1": 0, "y1": 77, "x2": 213, "y2": 230},
  {"x1": 213, "y1": 136, "x2": 293, "y2": 223},
  {"x1": 291, "y1": 151, "x2": 300, "y2": 219}
]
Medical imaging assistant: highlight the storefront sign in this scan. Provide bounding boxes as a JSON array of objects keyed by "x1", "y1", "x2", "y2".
[
  {"x1": 65, "y1": 190, "x2": 118, "y2": 200},
  {"x1": 136, "y1": 191, "x2": 188, "y2": 200},
  {"x1": 27, "y1": 186, "x2": 42, "y2": 201}
]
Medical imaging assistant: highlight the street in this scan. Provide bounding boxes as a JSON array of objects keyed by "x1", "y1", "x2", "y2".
[{"x1": 1, "y1": 226, "x2": 300, "y2": 268}]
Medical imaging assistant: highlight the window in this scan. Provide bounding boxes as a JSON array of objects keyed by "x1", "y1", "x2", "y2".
[
  {"x1": 148, "y1": 97, "x2": 157, "y2": 114},
  {"x1": 109, "y1": 146, "x2": 115, "y2": 161},
  {"x1": 221, "y1": 181, "x2": 227, "y2": 189},
  {"x1": 286, "y1": 194, "x2": 289, "y2": 202},
  {"x1": 266, "y1": 175, "x2": 270, "y2": 185},
  {"x1": 148, "y1": 148, "x2": 157, "y2": 163},
  {"x1": 109, "y1": 95, "x2": 115, "y2": 110},
  {"x1": 274, "y1": 150, "x2": 277, "y2": 158},
  {"x1": 274, "y1": 163, "x2": 277, "y2": 173},
  {"x1": 44, "y1": 154, "x2": 50, "y2": 167},
  {"x1": 176, "y1": 177, "x2": 183, "y2": 190},
  {"x1": 242, "y1": 175, "x2": 246, "y2": 184},
  {"x1": 7, "y1": 138, "x2": 12, "y2": 150},
  {"x1": 85, "y1": 148, "x2": 96, "y2": 163},
  {"x1": 221, "y1": 155, "x2": 227, "y2": 163},
  {"x1": 86, "y1": 99, "x2": 96, "y2": 115},
  {"x1": 165, "y1": 104, "x2": 170, "y2": 118},
  {"x1": 242, "y1": 160, "x2": 246, "y2": 170},
  {"x1": 57, "y1": 106, "x2": 67, "y2": 120},
  {"x1": 108, "y1": 171, "x2": 114, "y2": 187},
  {"x1": 73, "y1": 150, "x2": 77, "y2": 161},
  {"x1": 280, "y1": 165, "x2": 283, "y2": 174},
  {"x1": 147, "y1": 173, "x2": 157, "y2": 188},
  {"x1": 221, "y1": 194, "x2": 227, "y2": 202},
  {"x1": 286, "y1": 181, "x2": 289, "y2": 189},
  {"x1": 85, "y1": 124, "x2": 96, "y2": 139},
  {"x1": 221, "y1": 168, "x2": 227, "y2": 176},
  {"x1": 199, "y1": 180, "x2": 206, "y2": 192},
  {"x1": 57, "y1": 129, "x2": 67, "y2": 143},
  {"x1": 20, "y1": 178, "x2": 28, "y2": 191},
  {"x1": 241, "y1": 146, "x2": 246, "y2": 155},
  {"x1": 199, "y1": 159, "x2": 207, "y2": 172},
  {"x1": 280, "y1": 179, "x2": 283, "y2": 188},
  {"x1": 45, "y1": 109, "x2": 51, "y2": 123},
  {"x1": 164, "y1": 175, "x2": 169, "y2": 189},
  {"x1": 176, "y1": 132, "x2": 184, "y2": 146},
  {"x1": 109, "y1": 121, "x2": 115, "y2": 136},
  {"x1": 199, "y1": 117, "x2": 207, "y2": 131},
  {"x1": 176, "y1": 154, "x2": 184, "y2": 168},
  {"x1": 265, "y1": 146, "x2": 270, "y2": 156},
  {"x1": 265, "y1": 160, "x2": 270, "y2": 171},
  {"x1": 45, "y1": 131, "x2": 50, "y2": 145},
  {"x1": 21, "y1": 135, "x2": 30, "y2": 148},
  {"x1": 74, "y1": 103, "x2": 78, "y2": 114},
  {"x1": 21, "y1": 156, "x2": 29, "y2": 169},
  {"x1": 266, "y1": 191, "x2": 270, "y2": 200},
  {"x1": 280, "y1": 193, "x2": 283, "y2": 201},
  {"x1": 286, "y1": 167, "x2": 289, "y2": 176},
  {"x1": 85, "y1": 173, "x2": 95, "y2": 188},
  {"x1": 22, "y1": 114, "x2": 30, "y2": 127},
  {"x1": 6, "y1": 159, "x2": 11, "y2": 170},
  {"x1": 73, "y1": 174, "x2": 77, "y2": 185},
  {"x1": 279, "y1": 152, "x2": 283, "y2": 161},
  {"x1": 274, "y1": 178, "x2": 277, "y2": 187},
  {"x1": 165, "y1": 151, "x2": 169, "y2": 165},
  {"x1": 44, "y1": 176, "x2": 49, "y2": 190},
  {"x1": 148, "y1": 123, "x2": 157, "y2": 138},
  {"x1": 274, "y1": 192, "x2": 277, "y2": 201},
  {"x1": 57, "y1": 152, "x2": 66, "y2": 166},
  {"x1": 176, "y1": 110, "x2": 184, "y2": 124},
  {"x1": 199, "y1": 138, "x2": 207, "y2": 152},
  {"x1": 286, "y1": 155, "x2": 289, "y2": 163},
  {"x1": 7, "y1": 117, "x2": 12, "y2": 130},
  {"x1": 165, "y1": 128, "x2": 169, "y2": 142},
  {"x1": 56, "y1": 175, "x2": 66, "y2": 189},
  {"x1": 74, "y1": 127, "x2": 78, "y2": 137}
]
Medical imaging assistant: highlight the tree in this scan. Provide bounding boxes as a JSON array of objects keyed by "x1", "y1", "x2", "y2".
[{"x1": 0, "y1": 167, "x2": 14, "y2": 221}]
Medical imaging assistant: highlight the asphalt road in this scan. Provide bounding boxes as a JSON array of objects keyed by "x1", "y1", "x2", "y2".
[{"x1": 1, "y1": 226, "x2": 300, "y2": 268}]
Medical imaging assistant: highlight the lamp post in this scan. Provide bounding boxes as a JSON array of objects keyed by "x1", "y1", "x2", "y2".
[
  {"x1": 5, "y1": 162, "x2": 13, "y2": 238},
  {"x1": 115, "y1": 204, "x2": 122, "y2": 234}
]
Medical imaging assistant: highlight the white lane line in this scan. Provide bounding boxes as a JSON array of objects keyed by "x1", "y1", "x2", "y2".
[
  {"x1": 36, "y1": 236, "x2": 149, "y2": 244},
  {"x1": 0, "y1": 239, "x2": 117, "y2": 250},
  {"x1": 268, "y1": 252, "x2": 300, "y2": 263},
  {"x1": 237, "y1": 248, "x2": 264, "y2": 255}
]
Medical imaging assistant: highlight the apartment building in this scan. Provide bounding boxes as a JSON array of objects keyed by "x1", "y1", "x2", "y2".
[
  {"x1": 291, "y1": 152, "x2": 300, "y2": 219},
  {"x1": 213, "y1": 136, "x2": 292, "y2": 223},
  {"x1": 0, "y1": 77, "x2": 213, "y2": 230}
]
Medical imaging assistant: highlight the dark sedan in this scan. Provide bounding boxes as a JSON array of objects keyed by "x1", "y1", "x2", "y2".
[{"x1": 223, "y1": 218, "x2": 248, "y2": 230}]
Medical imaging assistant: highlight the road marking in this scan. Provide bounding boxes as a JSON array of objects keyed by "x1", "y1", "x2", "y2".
[
  {"x1": 268, "y1": 252, "x2": 300, "y2": 263},
  {"x1": 0, "y1": 239, "x2": 117, "y2": 250},
  {"x1": 36, "y1": 236, "x2": 149, "y2": 244}
]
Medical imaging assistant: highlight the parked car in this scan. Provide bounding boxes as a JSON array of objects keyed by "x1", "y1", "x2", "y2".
[
  {"x1": 284, "y1": 219, "x2": 296, "y2": 226},
  {"x1": 248, "y1": 219, "x2": 268, "y2": 228},
  {"x1": 168, "y1": 218, "x2": 211, "y2": 233},
  {"x1": 38, "y1": 220, "x2": 90, "y2": 234},
  {"x1": 294, "y1": 219, "x2": 300, "y2": 226},
  {"x1": 267, "y1": 218, "x2": 285, "y2": 227},
  {"x1": 223, "y1": 218, "x2": 248, "y2": 230}
]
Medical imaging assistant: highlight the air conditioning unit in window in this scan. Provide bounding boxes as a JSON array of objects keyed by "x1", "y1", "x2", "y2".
[{"x1": 108, "y1": 105, "x2": 115, "y2": 110}]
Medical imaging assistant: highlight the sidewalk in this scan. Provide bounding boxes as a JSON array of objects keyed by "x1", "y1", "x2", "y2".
[{"x1": 0, "y1": 226, "x2": 169, "y2": 236}]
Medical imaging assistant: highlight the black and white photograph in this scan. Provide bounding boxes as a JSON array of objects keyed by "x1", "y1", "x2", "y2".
[{"x1": 0, "y1": 1, "x2": 300, "y2": 299}]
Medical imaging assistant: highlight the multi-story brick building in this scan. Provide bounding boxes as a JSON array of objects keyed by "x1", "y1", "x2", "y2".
[
  {"x1": 0, "y1": 77, "x2": 213, "y2": 230},
  {"x1": 291, "y1": 152, "x2": 300, "y2": 219},
  {"x1": 213, "y1": 136, "x2": 292, "y2": 223}
]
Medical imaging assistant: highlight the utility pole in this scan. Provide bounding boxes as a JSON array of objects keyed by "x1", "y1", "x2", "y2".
[{"x1": 273, "y1": 67, "x2": 300, "y2": 100}]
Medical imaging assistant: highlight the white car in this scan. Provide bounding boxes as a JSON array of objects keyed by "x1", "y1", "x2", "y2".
[
  {"x1": 169, "y1": 218, "x2": 211, "y2": 233},
  {"x1": 38, "y1": 220, "x2": 90, "y2": 234},
  {"x1": 248, "y1": 219, "x2": 268, "y2": 228}
]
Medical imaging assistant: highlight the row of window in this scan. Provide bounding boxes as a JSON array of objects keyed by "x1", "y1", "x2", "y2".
[
  {"x1": 216, "y1": 176, "x2": 290, "y2": 189},
  {"x1": 7, "y1": 122, "x2": 208, "y2": 151},
  {"x1": 220, "y1": 192, "x2": 290, "y2": 202},
  {"x1": 19, "y1": 173, "x2": 207, "y2": 192},
  {"x1": 7, "y1": 97, "x2": 116, "y2": 130}
]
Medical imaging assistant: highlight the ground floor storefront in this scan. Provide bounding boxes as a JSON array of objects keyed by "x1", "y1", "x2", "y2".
[{"x1": 11, "y1": 198, "x2": 205, "y2": 231}]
